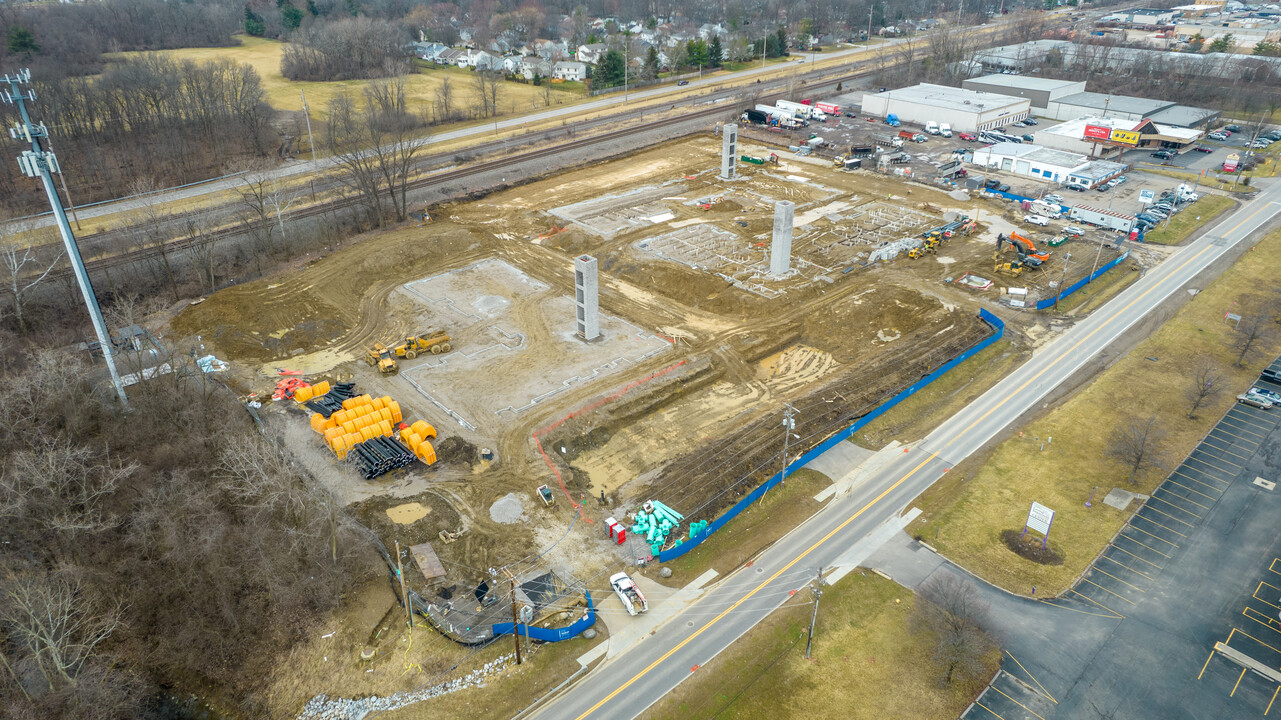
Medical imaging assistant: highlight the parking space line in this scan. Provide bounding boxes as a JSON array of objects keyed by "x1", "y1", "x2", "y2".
[
  {"x1": 1039, "y1": 597, "x2": 1126, "y2": 619},
  {"x1": 1190, "y1": 450, "x2": 1243, "y2": 470},
  {"x1": 1082, "y1": 577, "x2": 1137, "y2": 605},
  {"x1": 1109, "y1": 542, "x2": 1165, "y2": 569},
  {"x1": 1254, "y1": 582, "x2": 1281, "y2": 610},
  {"x1": 1204, "y1": 432, "x2": 1258, "y2": 453},
  {"x1": 1172, "y1": 468, "x2": 1230, "y2": 492},
  {"x1": 973, "y1": 700, "x2": 1008, "y2": 720},
  {"x1": 1271, "y1": 558, "x2": 1281, "y2": 576},
  {"x1": 1230, "y1": 627, "x2": 1281, "y2": 656},
  {"x1": 1183, "y1": 455, "x2": 1239, "y2": 479},
  {"x1": 1163, "y1": 478, "x2": 1221, "y2": 501},
  {"x1": 1218, "y1": 417, "x2": 1268, "y2": 440},
  {"x1": 1116, "y1": 531, "x2": 1174, "y2": 558},
  {"x1": 1243, "y1": 607, "x2": 1281, "y2": 636},
  {"x1": 1223, "y1": 411, "x2": 1275, "y2": 434},
  {"x1": 1199, "y1": 436, "x2": 1254, "y2": 461},
  {"x1": 1152, "y1": 488, "x2": 1211, "y2": 512},
  {"x1": 1142, "y1": 504, "x2": 1197, "y2": 528},
  {"x1": 1267, "y1": 685, "x2": 1280, "y2": 716},
  {"x1": 1232, "y1": 667, "x2": 1248, "y2": 697},
  {"x1": 1123, "y1": 521, "x2": 1180, "y2": 548},
  {"x1": 1069, "y1": 588, "x2": 1126, "y2": 616},
  {"x1": 1092, "y1": 566, "x2": 1147, "y2": 593},
  {"x1": 1004, "y1": 651, "x2": 1057, "y2": 703},
  {"x1": 1199, "y1": 648, "x2": 1217, "y2": 680},
  {"x1": 1101, "y1": 552, "x2": 1154, "y2": 580},
  {"x1": 990, "y1": 684, "x2": 1050, "y2": 720}
]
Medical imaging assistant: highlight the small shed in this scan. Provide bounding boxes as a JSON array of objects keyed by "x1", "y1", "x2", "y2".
[{"x1": 408, "y1": 542, "x2": 447, "y2": 586}]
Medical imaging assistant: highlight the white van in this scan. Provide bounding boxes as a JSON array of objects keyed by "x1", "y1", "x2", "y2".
[
  {"x1": 925, "y1": 121, "x2": 940, "y2": 135},
  {"x1": 939, "y1": 123, "x2": 952, "y2": 137}
]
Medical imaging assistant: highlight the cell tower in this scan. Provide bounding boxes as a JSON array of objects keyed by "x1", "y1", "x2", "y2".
[{"x1": 3, "y1": 69, "x2": 128, "y2": 407}]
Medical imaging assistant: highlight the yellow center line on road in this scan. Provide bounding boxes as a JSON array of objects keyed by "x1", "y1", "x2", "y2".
[{"x1": 568, "y1": 189, "x2": 1279, "y2": 720}]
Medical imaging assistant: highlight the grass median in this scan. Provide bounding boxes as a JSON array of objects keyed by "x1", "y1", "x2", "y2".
[
  {"x1": 910, "y1": 223, "x2": 1281, "y2": 596},
  {"x1": 641, "y1": 572, "x2": 996, "y2": 720},
  {"x1": 1141, "y1": 194, "x2": 1236, "y2": 246}
]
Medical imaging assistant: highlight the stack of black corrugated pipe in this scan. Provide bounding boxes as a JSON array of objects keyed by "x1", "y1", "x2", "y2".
[
  {"x1": 351, "y1": 436, "x2": 416, "y2": 479},
  {"x1": 306, "y1": 382, "x2": 358, "y2": 417}
]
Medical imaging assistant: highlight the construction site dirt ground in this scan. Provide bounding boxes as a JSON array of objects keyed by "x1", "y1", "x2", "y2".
[{"x1": 168, "y1": 134, "x2": 1134, "y2": 656}]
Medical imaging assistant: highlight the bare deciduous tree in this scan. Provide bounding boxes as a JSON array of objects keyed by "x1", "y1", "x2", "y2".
[
  {"x1": 0, "y1": 573, "x2": 123, "y2": 691},
  {"x1": 1232, "y1": 312, "x2": 1275, "y2": 367},
  {"x1": 0, "y1": 219, "x2": 63, "y2": 334},
  {"x1": 1185, "y1": 357, "x2": 1224, "y2": 418},
  {"x1": 327, "y1": 80, "x2": 428, "y2": 227},
  {"x1": 434, "y1": 75, "x2": 455, "y2": 121},
  {"x1": 911, "y1": 574, "x2": 998, "y2": 686},
  {"x1": 1108, "y1": 415, "x2": 1166, "y2": 484}
]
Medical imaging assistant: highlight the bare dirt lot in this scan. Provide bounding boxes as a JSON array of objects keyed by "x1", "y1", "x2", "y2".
[{"x1": 167, "y1": 134, "x2": 1115, "y2": 710}]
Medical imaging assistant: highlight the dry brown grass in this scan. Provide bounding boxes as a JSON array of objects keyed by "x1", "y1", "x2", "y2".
[{"x1": 911, "y1": 224, "x2": 1281, "y2": 596}]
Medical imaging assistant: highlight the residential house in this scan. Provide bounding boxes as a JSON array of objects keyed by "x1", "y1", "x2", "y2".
[
  {"x1": 577, "y1": 43, "x2": 608, "y2": 64},
  {"x1": 465, "y1": 49, "x2": 502, "y2": 71},
  {"x1": 697, "y1": 23, "x2": 725, "y2": 40},
  {"x1": 412, "y1": 41, "x2": 449, "y2": 61},
  {"x1": 521, "y1": 58, "x2": 553, "y2": 80},
  {"x1": 501, "y1": 55, "x2": 524, "y2": 73},
  {"x1": 553, "y1": 61, "x2": 587, "y2": 81},
  {"x1": 436, "y1": 48, "x2": 466, "y2": 66}
]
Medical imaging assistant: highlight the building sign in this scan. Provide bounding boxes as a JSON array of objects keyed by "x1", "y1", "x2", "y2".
[
  {"x1": 1110, "y1": 129, "x2": 1140, "y2": 145},
  {"x1": 1083, "y1": 124, "x2": 1112, "y2": 141},
  {"x1": 1138, "y1": 189, "x2": 1155, "y2": 204},
  {"x1": 1023, "y1": 501, "x2": 1055, "y2": 549}
]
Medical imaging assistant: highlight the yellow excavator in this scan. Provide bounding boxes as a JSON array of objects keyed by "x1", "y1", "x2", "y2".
[
  {"x1": 993, "y1": 259, "x2": 1024, "y2": 277},
  {"x1": 365, "y1": 342, "x2": 398, "y2": 373},
  {"x1": 393, "y1": 330, "x2": 452, "y2": 359},
  {"x1": 907, "y1": 236, "x2": 940, "y2": 259}
]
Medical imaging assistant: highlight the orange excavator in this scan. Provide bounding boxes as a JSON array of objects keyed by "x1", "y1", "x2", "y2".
[{"x1": 997, "y1": 232, "x2": 1049, "y2": 267}]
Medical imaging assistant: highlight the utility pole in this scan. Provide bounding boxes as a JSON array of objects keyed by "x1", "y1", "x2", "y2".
[
  {"x1": 395, "y1": 540, "x2": 412, "y2": 628},
  {"x1": 44, "y1": 135, "x2": 81, "y2": 231},
  {"x1": 508, "y1": 573, "x2": 524, "y2": 664},
  {"x1": 805, "y1": 567, "x2": 823, "y2": 659},
  {"x1": 301, "y1": 90, "x2": 317, "y2": 168},
  {"x1": 1054, "y1": 252, "x2": 1072, "y2": 310},
  {"x1": 868, "y1": 6, "x2": 875, "y2": 45},
  {"x1": 780, "y1": 403, "x2": 797, "y2": 483},
  {"x1": 3, "y1": 69, "x2": 128, "y2": 409}
]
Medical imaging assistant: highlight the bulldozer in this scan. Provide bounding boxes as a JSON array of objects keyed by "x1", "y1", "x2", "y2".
[
  {"x1": 393, "y1": 330, "x2": 452, "y2": 359},
  {"x1": 365, "y1": 342, "x2": 398, "y2": 374},
  {"x1": 993, "y1": 260, "x2": 1024, "y2": 277}
]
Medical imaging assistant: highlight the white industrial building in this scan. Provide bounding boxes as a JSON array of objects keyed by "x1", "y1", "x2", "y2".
[
  {"x1": 861, "y1": 84, "x2": 1031, "y2": 133},
  {"x1": 971, "y1": 142, "x2": 1126, "y2": 188}
]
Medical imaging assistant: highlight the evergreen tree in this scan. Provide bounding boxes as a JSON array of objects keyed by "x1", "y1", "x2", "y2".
[
  {"x1": 1207, "y1": 34, "x2": 1234, "y2": 53},
  {"x1": 279, "y1": 0, "x2": 304, "y2": 31},
  {"x1": 644, "y1": 45, "x2": 660, "y2": 79},
  {"x1": 244, "y1": 5, "x2": 266, "y2": 36},
  {"x1": 5, "y1": 26, "x2": 39, "y2": 56},
  {"x1": 1255, "y1": 40, "x2": 1281, "y2": 57},
  {"x1": 775, "y1": 27, "x2": 788, "y2": 56},
  {"x1": 595, "y1": 49, "x2": 626, "y2": 88},
  {"x1": 708, "y1": 35, "x2": 723, "y2": 67},
  {"x1": 686, "y1": 39, "x2": 709, "y2": 68},
  {"x1": 307, "y1": 0, "x2": 320, "y2": 15}
]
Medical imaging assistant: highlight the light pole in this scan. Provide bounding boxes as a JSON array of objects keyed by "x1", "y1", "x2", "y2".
[
  {"x1": 301, "y1": 89, "x2": 317, "y2": 167},
  {"x1": 3, "y1": 69, "x2": 128, "y2": 408},
  {"x1": 780, "y1": 403, "x2": 797, "y2": 483},
  {"x1": 1054, "y1": 252, "x2": 1072, "y2": 310}
]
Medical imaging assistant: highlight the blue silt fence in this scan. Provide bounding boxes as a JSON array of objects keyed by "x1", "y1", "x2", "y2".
[
  {"x1": 657, "y1": 309, "x2": 1005, "y2": 562},
  {"x1": 492, "y1": 591, "x2": 595, "y2": 641},
  {"x1": 1034, "y1": 250, "x2": 1130, "y2": 310}
]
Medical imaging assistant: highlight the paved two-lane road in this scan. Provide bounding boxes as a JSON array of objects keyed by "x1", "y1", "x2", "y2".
[{"x1": 532, "y1": 182, "x2": 1281, "y2": 720}]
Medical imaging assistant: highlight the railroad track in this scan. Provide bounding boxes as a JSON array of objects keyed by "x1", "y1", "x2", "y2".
[{"x1": 22, "y1": 58, "x2": 897, "y2": 283}]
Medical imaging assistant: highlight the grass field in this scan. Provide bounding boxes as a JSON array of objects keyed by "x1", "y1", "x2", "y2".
[
  {"x1": 116, "y1": 36, "x2": 583, "y2": 122},
  {"x1": 910, "y1": 223, "x2": 1281, "y2": 596},
  {"x1": 642, "y1": 572, "x2": 997, "y2": 720},
  {"x1": 1141, "y1": 194, "x2": 1236, "y2": 246}
]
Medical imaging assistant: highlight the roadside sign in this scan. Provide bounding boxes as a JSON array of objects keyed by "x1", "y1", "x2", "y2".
[
  {"x1": 1138, "y1": 189, "x2": 1155, "y2": 204},
  {"x1": 1024, "y1": 502, "x2": 1055, "y2": 549}
]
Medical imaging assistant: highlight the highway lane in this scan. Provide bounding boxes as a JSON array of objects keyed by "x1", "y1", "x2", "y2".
[{"x1": 531, "y1": 181, "x2": 1281, "y2": 720}]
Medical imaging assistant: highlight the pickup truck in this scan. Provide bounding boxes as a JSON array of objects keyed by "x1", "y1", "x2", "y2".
[{"x1": 610, "y1": 572, "x2": 649, "y2": 615}]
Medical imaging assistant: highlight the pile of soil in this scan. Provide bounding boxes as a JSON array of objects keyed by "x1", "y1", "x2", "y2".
[
  {"x1": 437, "y1": 436, "x2": 478, "y2": 466},
  {"x1": 1000, "y1": 529, "x2": 1064, "y2": 566}
]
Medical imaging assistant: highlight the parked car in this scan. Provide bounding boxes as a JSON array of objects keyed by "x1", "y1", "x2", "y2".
[
  {"x1": 1095, "y1": 182, "x2": 1111, "y2": 192},
  {"x1": 1066, "y1": 183, "x2": 1088, "y2": 192},
  {"x1": 1021, "y1": 134, "x2": 1035, "y2": 142},
  {"x1": 1023, "y1": 117, "x2": 1038, "y2": 125},
  {"x1": 1208, "y1": 132, "x2": 1229, "y2": 141},
  {"x1": 845, "y1": 111, "x2": 858, "y2": 117},
  {"x1": 1237, "y1": 393, "x2": 1273, "y2": 409},
  {"x1": 1064, "y1": 226, "x2": 1085, "y2": 237},
  {"x1": 1252, "y1": 139, "x2": 1272, "y2": 149},
  {"x1": 1261, "y1": 367, "x2": 1281, "y2": 384},
  {"x1": 1137, "y1": 214, "x2": 1161, "y2": 224},
  {"x1": 1043, "y1": 193, "x2": 1064, "y2": 203},
  {"x1": 1024, "y1": 214, "x2": 1050, "y2": 226},
  {"x1": 911, "y1": 133, "x2": 928, "y2": 142},
  {"x1": 1248, "y1": 387, "x2": 1281, "y2": 405},
  {"x1": 1145, "y1": 210, "x2": 1170, "y2": 220},
  {"x1": 1151, "y1": 149, "x2": 1176, "y2": 160},
  {"x1": 958, "y1": 131, "x2": 978, "y2": 141},
  {"x1": 1192, "y1": 146, "x2": 1214, "y2": 153},
  {"x1": 1110, "y1": 175, "x2": 1128, "y2": 187},
  {"x1": 951, "y1": 147, "x2": 968, "y2": 155},
  {"x1": 1224, "y1": 124, "x2": 1242, "y2": 133}
]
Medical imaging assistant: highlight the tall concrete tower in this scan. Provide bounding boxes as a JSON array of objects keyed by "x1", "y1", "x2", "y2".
[
  {"x1": 719, "y1": 123, "x2": 738, "y2": 180},
  {"x1": 574, "y1": 255, "x2": 600, "y2": 341},
  {"x1": 770, "y1": 200, "x2": 794, "y2": 278}
]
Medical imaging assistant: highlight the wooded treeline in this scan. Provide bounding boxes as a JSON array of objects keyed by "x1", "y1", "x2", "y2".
[
  {"x1": 0, "y1": 347, "x2": 375, "y2": 719},
  {"x1": 0, "y1": 55, "x2": 275, "y2": 213}
]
